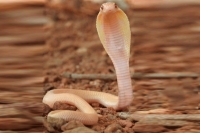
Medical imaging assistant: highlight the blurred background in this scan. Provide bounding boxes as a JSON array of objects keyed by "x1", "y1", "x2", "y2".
[{"x1": 0, "y1": 0, "x2": 199, "y2": 132}]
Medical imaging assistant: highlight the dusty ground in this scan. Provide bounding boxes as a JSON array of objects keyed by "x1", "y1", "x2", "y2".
[
  {"x1": 44, "y1": 0, "x2": 200, "y2": 133},
  {"x1": 0, "y1": 0, "x2": 199, "y2": 133}
]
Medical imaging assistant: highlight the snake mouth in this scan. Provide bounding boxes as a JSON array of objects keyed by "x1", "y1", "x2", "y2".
[{"x1": 100, "y1": 2, "x2": 118, "y2": 14}]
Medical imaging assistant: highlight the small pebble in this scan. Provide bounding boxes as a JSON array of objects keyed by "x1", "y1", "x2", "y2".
[
  {"x1": 117, "y1": 120, "x2": 133, "y2": 128},
  {"x1": 61, "y1": 120, "x2": 84, "y2": 131},
  {"x1": 104, "y1": 123, "x2": 123, "y2": 133},
  {"x1": 76, "y1": 47, "x2": 87, "y2": 54},
  {"x1": 118, "y1": 112, "x2": 131, "y2": 119}
]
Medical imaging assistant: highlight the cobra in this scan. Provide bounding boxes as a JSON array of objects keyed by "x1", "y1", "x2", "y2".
[{"x1": 43, "y1": 2, "x2": 133, "y2": 125}]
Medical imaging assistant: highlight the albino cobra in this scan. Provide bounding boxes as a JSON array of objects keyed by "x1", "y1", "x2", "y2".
[{"x1": 43, "y1": 2, "x2": 133, "y2": 125}]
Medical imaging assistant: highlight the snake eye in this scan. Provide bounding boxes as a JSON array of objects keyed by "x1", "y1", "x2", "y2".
[
  {"x1": 114, "y1": 3, "x2": 118, "y2": 8},
  {"x1": 100, "y1": 5, "x2": 104, "y2": 10}
]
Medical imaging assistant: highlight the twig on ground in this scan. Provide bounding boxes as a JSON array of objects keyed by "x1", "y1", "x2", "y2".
[
  {"x1": 62, "y1": 72, "x2": 199, "y2": 80},
  {"x1": 118, "y1": 113, "x2": 200, "y2": 121}
]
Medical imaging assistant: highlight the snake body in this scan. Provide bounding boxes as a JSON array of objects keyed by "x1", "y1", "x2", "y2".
[{"x1": 43, "y1": 2, "x2": 132, "y2": 125}]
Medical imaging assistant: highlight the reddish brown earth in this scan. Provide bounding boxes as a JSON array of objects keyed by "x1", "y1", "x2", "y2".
[
  {"x1": 0, "y1": 0, "x2": 199, "y2": 133},
  {"x1": 44, "y1": 1, "x2": 200, "y2": 133}
]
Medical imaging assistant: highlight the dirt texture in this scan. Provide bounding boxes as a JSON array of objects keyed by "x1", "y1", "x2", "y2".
[
  {"x1": 0, "y1": 0, "x2": 48, "y2": 133},
  {"x1": 43, "y1": 0, "x2": 200, "y2": 133},
  {"x1": 0, "y1": 0, "x2": 200, "y2": 133}
]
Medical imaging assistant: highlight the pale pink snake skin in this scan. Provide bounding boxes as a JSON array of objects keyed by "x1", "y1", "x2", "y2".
[{"x1": 43, "y1": 2, "x2": 133, "y2": 125}]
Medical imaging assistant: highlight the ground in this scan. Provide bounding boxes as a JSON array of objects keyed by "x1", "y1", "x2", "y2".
[
  {"x1": 44, "y1": 1, "x2": 200, "y2": 133},
  {"x1": 0, "y1": 0, "x2": 199, "y2": 133}
]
